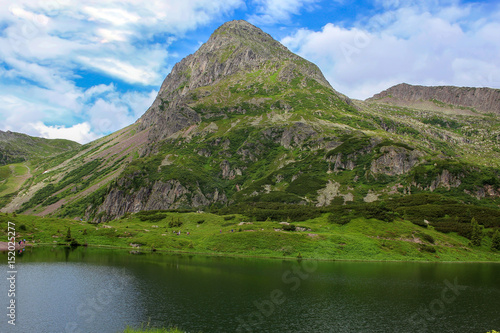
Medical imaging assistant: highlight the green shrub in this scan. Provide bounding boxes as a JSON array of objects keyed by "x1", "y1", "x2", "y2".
[
  {"x1": 419, "y1": 233, "x2": 435, "y2": 244},
  {"x1": 42, "y1": 195, "x2": 61, "y2": 206},
  {"x1": 168, "y1": 219, "x2": 183, "y2": 228},
  {"x1": 328, "y1": 213, "x2": 351, "y2": 225},
  {"x1": 218, "y1": 202, "x2": 322, "y2": 222},
  {"x1": 287, "y1": 175, "x2": 327, "y2": 197},
  {"x1": 246, "y1": 191, "x2": 303, "y2": 204},
  {"x1": 490, "y1": 230, "x2": 500, "y2": 251},
  {"x1": 420, "y1": 244, "x2": 436, "y2": 253}
]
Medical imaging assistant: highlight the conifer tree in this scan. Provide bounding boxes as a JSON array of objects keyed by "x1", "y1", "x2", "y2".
[
  {"x1": 470, "y1": 218, "x2": 483, "y2": 247},
  {"x1": 491, "y1": 230, "x2": 500, "y2": 251},
  {"x1": 65, "y1": 227, "x2": 72, "y2": 243}
]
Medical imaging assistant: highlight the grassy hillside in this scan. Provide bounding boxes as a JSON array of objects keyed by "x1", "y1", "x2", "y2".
[
  {"x1": 0, "y1": 130, "x2": 80, "y2": 210},
  {"x1": 2, "y1": 200, "x2": 499, "y2": 262},
  {"x1": 0, "y1": 130, "x2": 80, "y2": 165},
  {"x1": 3, "y1": 96, "x2": 500, "y2": 239},
  {"x1": 0, "y1": 124, "x2": 144, "y2": 213}
]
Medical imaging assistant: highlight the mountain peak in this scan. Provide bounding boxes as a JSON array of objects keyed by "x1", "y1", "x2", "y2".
[
  {"x1": 138, "y1": 20, "x2": 349, "y2": 142},
  {"x1": 212, "y1": 20, "x2": 268, "y2": 37},
  {"x1": 206, "y1": 20, "x2": 290, "y2": 55}
]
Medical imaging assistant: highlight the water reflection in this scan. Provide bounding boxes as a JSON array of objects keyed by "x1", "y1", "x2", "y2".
[{"x1": 0, "y1": 247, "x2": 498, "y2": 333}]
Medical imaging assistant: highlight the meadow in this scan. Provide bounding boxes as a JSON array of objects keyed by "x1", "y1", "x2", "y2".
[{"x1": 2, "y1": 208, "x2": 499, "y2": 262}]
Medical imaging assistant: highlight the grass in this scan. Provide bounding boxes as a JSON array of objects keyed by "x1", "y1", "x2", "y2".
[
  {"x1": 0, "y1": 132, "x2": 80, "y2": 166},
  {"x1": 2, "y1": 211, "x2": 499, "y2": 262},
  {"x1": 0, "y1": 163, "x2": 30, "y2": 197}
]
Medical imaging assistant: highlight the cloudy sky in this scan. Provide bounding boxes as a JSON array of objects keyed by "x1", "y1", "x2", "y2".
[{"x1": 1, "y1": 0, "x2": 499, "y2": 143}]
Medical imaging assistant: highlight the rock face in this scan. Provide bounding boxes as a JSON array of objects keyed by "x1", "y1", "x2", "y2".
[
  {"x1": 367, "y1": 83, "x2": 500, "y2": 114},
  {"x1": 94, "y1": 179, "x2": 227, "y2": 221},
  {"x1": 370, "y1": 146, "x2": 422, "y2": 176},
  {"x1": 429, "y1": 170, "x2": 462, "y2": 191}
]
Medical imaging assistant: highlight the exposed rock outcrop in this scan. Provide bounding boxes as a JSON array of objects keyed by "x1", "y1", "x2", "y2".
[
  {"x1": 429, "y1": 169, "x2": 462, "y2": 191},
  {"x1": 220, "y1": 160, "x2": 242, "y2": 179},
  {"x1": 93, "y1": 180, "x2": 226, "y2": 221},
  {"x1": 316, "y1": 181, "x2": 353, "y2": 206},
  {"x1": 280, "y1": 122, "x2": 317, "y2": 149},
  {"x1": 370, "y1": 146, "x2": 422, "y2": 176}
]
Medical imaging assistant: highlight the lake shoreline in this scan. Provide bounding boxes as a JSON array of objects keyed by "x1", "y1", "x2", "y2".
[
  {"x1": 0, "y1": 241, "x2": 32, "y2": 251},
  {"x1": 29, "y1": 242, "x2": 500, "y2": 264},
  {"x1": 6, "y1": 213, "x2": 500, "y2": 263}
]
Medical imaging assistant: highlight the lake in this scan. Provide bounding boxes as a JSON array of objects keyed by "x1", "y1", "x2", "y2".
[{"x1": 0, "y1": 246, "x2": 499, "y2": 333}]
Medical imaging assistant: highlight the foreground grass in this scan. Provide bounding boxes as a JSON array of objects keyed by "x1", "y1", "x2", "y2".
[{"x1": 1, "y1": 211, "x2": 499, "y2": 262}]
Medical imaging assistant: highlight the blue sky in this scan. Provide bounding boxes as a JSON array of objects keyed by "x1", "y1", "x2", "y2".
[{"x1": 1, "y1": 0, "x2": 499, "y2": 143}]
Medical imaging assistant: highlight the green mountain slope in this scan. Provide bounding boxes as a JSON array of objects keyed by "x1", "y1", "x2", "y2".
[
  {"x1": 0, "y1": 130, "x2": 80, "y2": 165},
  {"x1": 0, "y1": 130, "x2": 80, "y2": 207},
  {"x1": 2, "y1": 20, "x2": 499, "y2": 248}
]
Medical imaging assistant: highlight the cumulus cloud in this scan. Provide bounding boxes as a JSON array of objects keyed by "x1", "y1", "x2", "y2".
[
  {"x1": 1, "y1": 0, "x2": 243, "y2": 87},
  {"x1": 0, "y1": 82, "x2": 157, "y2": 143},
  {"x1": 0, "y1": 0, "x2": 243, "y2": 143},
  {"x1": 32, "y1": 122, "x2": 99, "y2": 144},
  {"x1": 282, "y1": 1, "x2": 500, "y2": 99}
]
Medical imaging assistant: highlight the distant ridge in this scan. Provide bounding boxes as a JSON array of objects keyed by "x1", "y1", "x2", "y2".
[
  {"x1": 0, "y1": 130, "x2": 80, "y2": 165},
  {"x1": 366, "y1": 83, "x2": 500, "y2": 115}
]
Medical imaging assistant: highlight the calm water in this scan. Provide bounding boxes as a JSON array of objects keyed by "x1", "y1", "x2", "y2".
[{"x1": 0, "y1": 247, "x2": 499, "y2": 333}]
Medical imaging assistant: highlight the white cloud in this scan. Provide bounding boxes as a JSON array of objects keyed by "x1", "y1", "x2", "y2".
[
  {"x1": 97, "y1": 28, "x2": 133, "y2": 43},
  {"x1": 82, "y1": 6, "x2": 141, "y2": 26},
  {"x1": 249, "y1": 0, "x2": 318, "y2": 24},
  {"x1": 78, "y1": 56, "x2": 161, "y2": 86},
  {"x1": 0, "y1": 0, "x2": 243, "y2": 143},
  {"x1": 282, "y1": 2, "x2": 500, "y2": 99},
  {"x1": 0, "y1": 82, "x2": 156, "y2": 143},
  {"x1": 32, "y1": 122, "x2": 99, "y2": 144}
]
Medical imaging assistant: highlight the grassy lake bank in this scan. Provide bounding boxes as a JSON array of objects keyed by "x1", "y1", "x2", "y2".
[{"x1": 1, "y1": 211, "x2": 499, "y2": 262}]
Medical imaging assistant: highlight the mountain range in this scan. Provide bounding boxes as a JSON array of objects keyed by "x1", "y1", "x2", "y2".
[{"x1": 1, "y1": 20, "x2": 499, "y2": 236}]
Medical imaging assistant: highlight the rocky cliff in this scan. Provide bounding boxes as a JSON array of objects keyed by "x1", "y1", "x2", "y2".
[{"x1": 367, "y1": 83, "x2": 500, "y2": 115}]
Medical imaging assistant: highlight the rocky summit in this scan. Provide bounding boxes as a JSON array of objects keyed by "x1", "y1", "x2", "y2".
[
  {"x1": 1, "y1": 20, "x2": 499, "y2": 233},
  {"x1": 138, "y1": 20, "x2": 350, "y2": 143}
]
